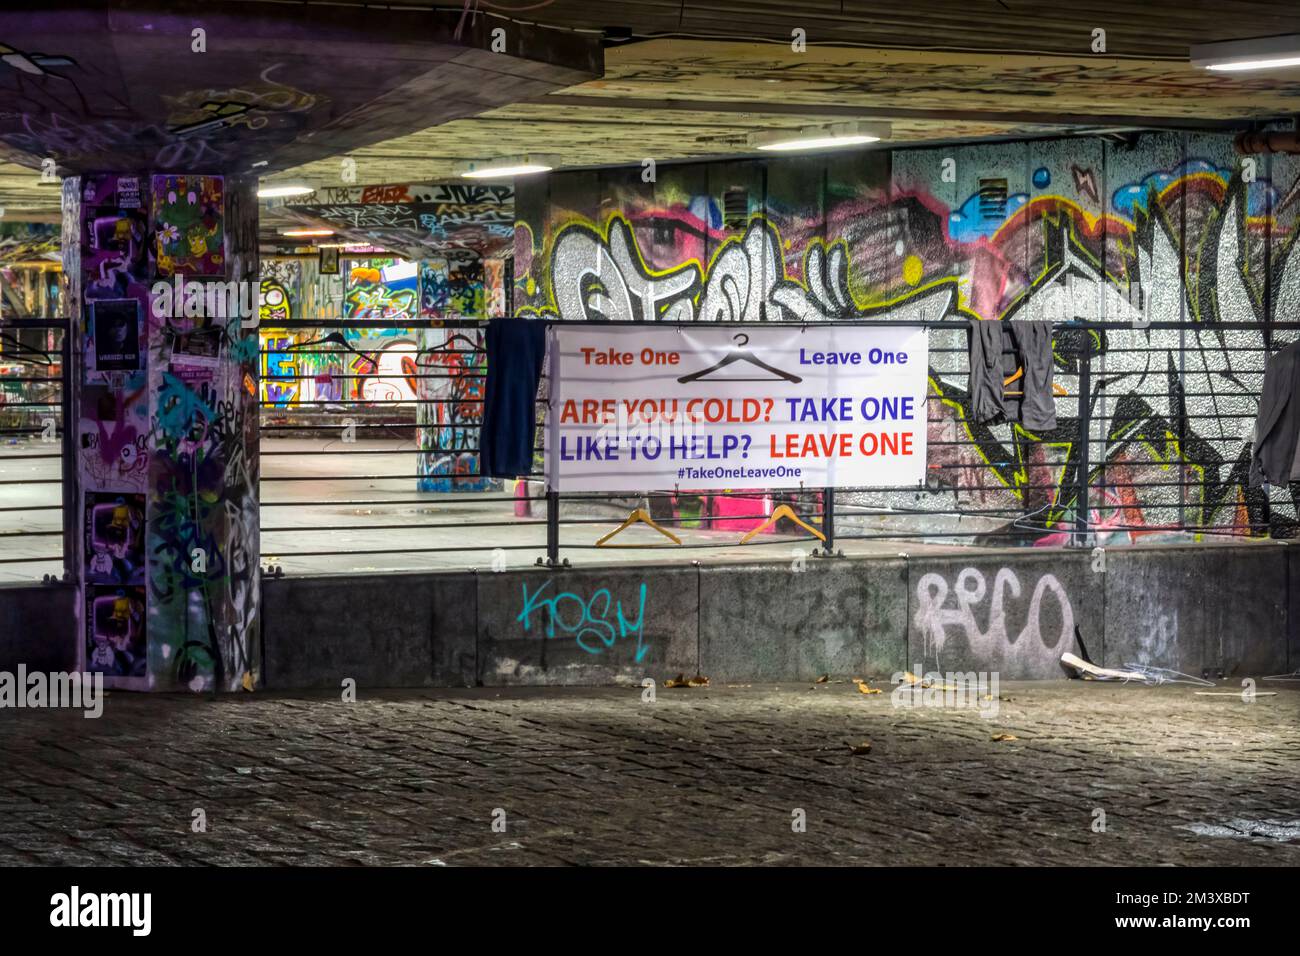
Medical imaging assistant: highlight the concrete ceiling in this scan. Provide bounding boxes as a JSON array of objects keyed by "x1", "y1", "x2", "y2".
[
  {"x1": 5, "y1": 1, "x2": 1300, "y2": 228},
  {"x1": 0, "y1": 0, "x2": 601, "y2": 218},
  {"x1": 265, "y1": 34, "x2": 1300, "y2": 213}
]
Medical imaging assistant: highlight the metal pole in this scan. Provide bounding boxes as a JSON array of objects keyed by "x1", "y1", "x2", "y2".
[
  {"x1": 821, "y1": 487, "x2": 836, "y2": 555},
  {"x1": 1074, "y1": 339, "x2": 1092, "y2": 548},
  {"x1": 546, "y1": 489, "x2": 560, "y2": 567},
  {"x1": 60, "y1": 326, "x2": 75, "y2": 579}
]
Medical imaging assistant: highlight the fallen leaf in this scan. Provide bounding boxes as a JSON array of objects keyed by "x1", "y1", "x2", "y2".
[
  {"x1": 241, "y1": 671, "x2": 255, "y2": 692},
  {"x1": 857, "y1": 683, "x2": 882, "y2": 695},
  {"x1": 991, "y1": 733, "x2": 1018, "y2": 742},
  {"x1": 686, "y1": 675, "x2": 710, "y2": 688},
  {"x1": 816, "y1": 674, "x2": 829, "y2": 683},
  {"x1": 850, "y1": 741, "x2": 873, "y2": 755}
]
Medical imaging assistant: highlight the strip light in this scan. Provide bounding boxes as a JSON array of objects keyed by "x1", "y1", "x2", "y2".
[
  {"x1": 258, "y1": 184, "x2": 315, "y2": 198},
  {"x1": 749, "y1": 121, "x2": 891, "y2": 153},
  {"x1": 1191, "y1": 35, "x2": 1300, "y2": 72}
]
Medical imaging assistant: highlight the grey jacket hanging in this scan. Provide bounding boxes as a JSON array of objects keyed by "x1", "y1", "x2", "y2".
[
  {"x1": 1249, "y1": 340, "x2": 1300, "y2": 489},
  {"x1": 967, "y1": 319, "x2": 1057, "y2": 431}
]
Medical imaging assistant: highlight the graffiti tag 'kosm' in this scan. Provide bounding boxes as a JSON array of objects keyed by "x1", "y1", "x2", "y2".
[{"x1": 150, "y1": 274, "x2": 262, "y2": 327}]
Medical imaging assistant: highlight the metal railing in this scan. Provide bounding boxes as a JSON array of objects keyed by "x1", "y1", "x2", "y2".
[
  {"x1": 0, "y1": 318, "x2": 70, "y2": 581},
  {"x1": 0, "y1": 314, "x2": 1279, "y2": 580},
  {"x1": 255, "y1": 316, "x2": 1288, "y2": 574}
]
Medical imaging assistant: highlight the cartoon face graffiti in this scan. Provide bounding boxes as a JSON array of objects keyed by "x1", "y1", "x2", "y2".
[{"x1": 259, "y1": 278, "x2": 290, "y2": 324}]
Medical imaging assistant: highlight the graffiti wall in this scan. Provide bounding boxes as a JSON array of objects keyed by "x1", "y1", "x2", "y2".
[{"x1": 514, "y1": 135, "x2": 1300, "y2": 541}]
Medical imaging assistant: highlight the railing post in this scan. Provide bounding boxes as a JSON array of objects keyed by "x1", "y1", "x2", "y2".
[
  {"x1": 60, "y1": 325, "x2": 75, "y2": 580},
  {"x1": 1074, "y1": 335, "x2": 1092, "y2": 548},
  {"x1": 545, "y1": 488, "x2": 561, "y2": 567},
  {"x1": 817, "y1": 487, "x2": 839, "y2": 557}
]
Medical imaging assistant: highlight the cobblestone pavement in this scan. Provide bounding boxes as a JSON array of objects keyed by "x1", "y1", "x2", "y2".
[{"x1": 1, "y1": 681, "x2": 1298, "y2": 866}]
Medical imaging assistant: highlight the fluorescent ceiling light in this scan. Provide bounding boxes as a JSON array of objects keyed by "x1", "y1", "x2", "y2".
[
  {"x1": 457, "y1": 155, "x2": 559, "y2": 179},
  {"x1": 278, "y1": 227, "x2": 334, "y2": 237},
  {"x1": 1208, "y1": 56, "x2": 1300, "y2": 72},
  {"x1": 258, "y1": 183, "x2": 315, "y2": 198},
  {"x1": 461, "y1": 163, "x2": 552, "y2": 179},
  {"x1": 1191, "y1": 34, "x2": 1300, "y2": 71},
  {"x1": 749, "y1": 121, "x2": 891, "y2": 153}
]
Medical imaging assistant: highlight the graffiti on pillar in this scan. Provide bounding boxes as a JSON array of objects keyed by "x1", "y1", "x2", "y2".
[
  {"x1": 152, "y1": 174, "x2": 225, "y2": 277},
  {"x1": 515, "y1": 134, "x2": 1300, "y2": 540}
]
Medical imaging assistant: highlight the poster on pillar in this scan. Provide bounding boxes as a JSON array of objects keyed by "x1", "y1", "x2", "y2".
[{"x1": 547, "y1": 325, "x2": 928, "y2": 492}]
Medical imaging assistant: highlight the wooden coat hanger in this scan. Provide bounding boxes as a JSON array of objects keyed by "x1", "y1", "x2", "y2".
[
  {"x1": 740, "y1": 503, "x2": 826, "y2": 543},
  {"x1": 1002, "y1": 366, "x2": 1068, "y2": 397},
  {"x1": 596, "y1": 508, "x2": 682, "y2": 547}
]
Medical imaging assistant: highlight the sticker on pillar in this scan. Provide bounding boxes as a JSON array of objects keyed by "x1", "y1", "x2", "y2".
[
  {"x1": 86, "y1": 585, "x2": 147, "y2": 679},
  {"x1": 152, "y1": 174, "x2": 225, "y2": 277},
  {"x1": 116, "y1": 176, "x2": 143, "y2": 209},
  {"x1": 84, "y1": 493, "x2": 145, "y2": 585},
  {"x1": 85, "y1": 299, "x2": 143, "y2": 382},
  {"x1": 172, "y1": 325, "x2": 222, "y2": 367},
  {"x1": 82, "y1": 202, "x2": 148, "y2": 301}
]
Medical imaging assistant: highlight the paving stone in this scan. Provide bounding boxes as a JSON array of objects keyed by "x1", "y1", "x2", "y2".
[{"x1": 0, "y1": 683, "x2": 1296, "y2": 865}]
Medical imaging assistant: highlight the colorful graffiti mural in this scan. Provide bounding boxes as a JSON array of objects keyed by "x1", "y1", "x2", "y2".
[
  {"x1": 344, "y1": 258, "x2": 418, "y2": 319},
  {"x1": 514, "y1": 134, "x2": 1300, "y2": 539},
  {"x1": 416, "y1": 326, "x2": 494, "y2": 491}
]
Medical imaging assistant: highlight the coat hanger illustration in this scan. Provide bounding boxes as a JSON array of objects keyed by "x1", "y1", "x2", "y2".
[
  {"x1": 677, "y1": 332, "x2": 802, "y2": 384},
  {"x1": 596, "y1": 507, "x2": 682, "y2": 547},
  {"x1": 740, "y1": 503, "x2": 826, "y2": 543}
]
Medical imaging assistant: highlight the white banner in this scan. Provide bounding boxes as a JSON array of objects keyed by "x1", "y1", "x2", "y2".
[{"x1": 547, "y1": 325, "x2": 928, "y2": 492}]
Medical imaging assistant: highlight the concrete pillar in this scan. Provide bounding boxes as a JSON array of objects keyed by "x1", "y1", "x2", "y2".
[{"x1": 69, "y1": 172, "x2": 260, "y2": 691}]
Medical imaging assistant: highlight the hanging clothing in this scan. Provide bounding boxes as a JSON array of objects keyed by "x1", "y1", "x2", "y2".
[
  {"x1": 967, "y1": 319, "x2": 1057, "y2": 431},
  {"x1": 481, "y1": 318, "x2": 547, "y2": 479},
  {"x1": 1249, "y1": 340, "x2": 1300, "y2": 489}
]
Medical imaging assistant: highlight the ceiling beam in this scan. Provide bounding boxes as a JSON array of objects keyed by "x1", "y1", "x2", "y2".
[{"x1": 535, "y1": 94, "x2": 1263, "y2": 132}]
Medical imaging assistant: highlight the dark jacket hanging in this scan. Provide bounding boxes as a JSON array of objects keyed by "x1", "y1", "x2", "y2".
[
  {"x1": 967, "y1": 319, "x2": 1057, "y2": 431},
  {"x1": 1249, "y1": 340, "x2": 1300, "y2": 489},
  {"x1": 481, "y1": 317, "x2": 548, "y2": 479}
]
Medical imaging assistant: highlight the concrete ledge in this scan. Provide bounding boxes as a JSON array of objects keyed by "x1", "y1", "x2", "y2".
[
  {"x1": 478, "y1": 564, "x2": 697, "y2": 685},
  {"x1": 177, "y1": 542, "x2": 1300, "y2": 688},
  {"x1": 1104, "y1": 544, "x2": 1288, "y2": 678},
  {"x1": 698, "y1": 557, "x2": 906, "y2": 682},
  {"x1": 261, "y1": 571, "x2": 476, "y2": 689},
  {"x1": 0, "y1": 582, "x2": 78, "y2": 673}
]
